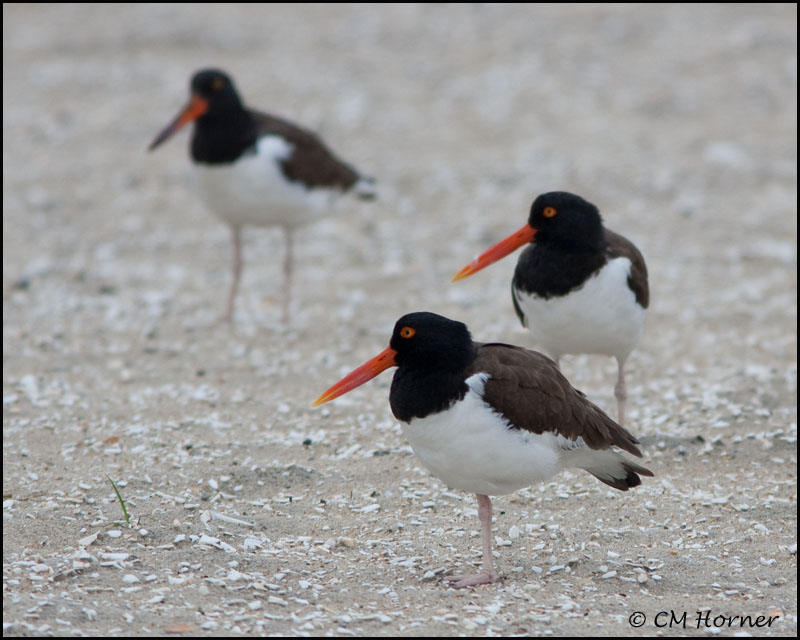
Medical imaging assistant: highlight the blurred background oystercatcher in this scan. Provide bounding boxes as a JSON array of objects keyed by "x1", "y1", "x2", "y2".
[
  {"x1": 453, "y1": 192, "x2": 649, "y2": 427},
  {"x1": 149, "y1": 68, "x2": 376, "y2": 324},
  {"x1": 313, "y1": 311, "x2": 652, "y2": 588}
]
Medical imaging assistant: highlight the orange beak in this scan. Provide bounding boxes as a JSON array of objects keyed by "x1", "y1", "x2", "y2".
[
  {"x1": 312, "y1": 346, "x2": 398, "y2": 407},
  {"x1": 452, "y1": 224, "x2": 537, "y2": 282},
  {"x1": 148, "y1": 94, "x2": 209, "y2": 151}
]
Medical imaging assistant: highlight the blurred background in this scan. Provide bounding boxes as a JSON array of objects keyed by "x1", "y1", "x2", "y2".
[
  {"x1": 4, "y1": 2, "x2": 798, "y2": 427},
  {"x1": 4, "y1": 2, "x2": 796, "y2": 408},
  {"x1": 3, "y1": 4, "x2": 796, "y2": 635}
]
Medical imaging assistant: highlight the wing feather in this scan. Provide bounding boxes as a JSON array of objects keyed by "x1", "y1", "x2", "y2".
[
  {"x1": 469, "y1": 343, "x2": 644, "y2": 457},
  {"x1": 604, "y1": 228, "x2": 649, "y2": 309},
  {"x1": 251, "y1": 111, "x2": 363, "y2": 190}
]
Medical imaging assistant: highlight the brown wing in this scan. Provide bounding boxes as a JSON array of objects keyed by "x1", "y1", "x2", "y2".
[
  {"x1": 604, "y1": 228, "x2": 649, "y2": 309},
  {"x1": 251, "y1": 110, "x2": 363, "y2": 191},
  {"x1": 469, "y1": 342, "x2": 644, "y2": 457}
]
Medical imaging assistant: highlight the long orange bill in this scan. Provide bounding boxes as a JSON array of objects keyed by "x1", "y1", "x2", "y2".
[
  {"x1": 451, "y1": 224, "x2": 537, "y2": 282},
  {"x1": 148, "y1": 94, "x2": 209, "y2": 151},
  {"x1": 312, "y1": 346, "x2": 398, "y2": 407}
]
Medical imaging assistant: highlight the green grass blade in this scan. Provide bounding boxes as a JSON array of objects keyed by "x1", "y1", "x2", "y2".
[{"x1": 107, "y1": 475, "x2": 130, "y2": 524}]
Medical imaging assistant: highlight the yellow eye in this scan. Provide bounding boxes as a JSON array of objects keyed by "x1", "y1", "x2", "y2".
[
  {"x1": 400, "y1": 326, "x2": 416, "y2": 339},
  {"x1": 543, "y1": 206, "x2": 557, "y2": 218}
]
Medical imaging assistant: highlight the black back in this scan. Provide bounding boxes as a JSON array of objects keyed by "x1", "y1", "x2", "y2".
[
  {"x1": 383, "y1": 312, "x2": 648, "y2": 463},
  {"x1": 512, "y1": 192, "x2": 649, "y2": 321},
  {"x1": 187, "y1": 69, "x2": 364, "y2": 191}
]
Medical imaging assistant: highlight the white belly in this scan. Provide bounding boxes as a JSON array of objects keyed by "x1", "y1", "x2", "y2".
[
  {"x1": 401, "y1": 374, "x2": 566, "y2": 496},
  {"x1": 191, "y1": 136, "x2": 339, "y2": 229},
  {"x1": 515, "y1": 257, "x2": 646, "y2": 362}
]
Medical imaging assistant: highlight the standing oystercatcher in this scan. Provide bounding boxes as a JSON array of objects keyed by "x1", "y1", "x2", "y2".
[
  {"x1": 453, "y1": 191, "x2": 648, "y2": 427},
  {"x1": 149, "y1": 68, "x2": 375, "y2": 323},
  {"x1": 313, "y1": 312, "x2": 652, "y2": 588}
]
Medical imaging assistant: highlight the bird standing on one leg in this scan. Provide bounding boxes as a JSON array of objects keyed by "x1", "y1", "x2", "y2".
[
  {"x1": 149, "y1": 68, "x2": 375, "y2": 324},
  {"x1": 313, "y1": 312, "x2": 653, "y2": 587},
  {"x1": 453, "y1": 191, "x2": 648, "y2": 426}
]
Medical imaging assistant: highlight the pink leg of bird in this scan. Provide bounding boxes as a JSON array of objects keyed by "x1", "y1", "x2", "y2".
[
  {"x1": 615, "y1": 357, "x2": 627, "y2": 427},
  {"x1": 281, "y1": 227, "x2": 294, "y2": 325},
  {"x1": 447, "y1": 493, "x2": 500, "y2": 588},
  {"x1": 222, "y1": 225, "x2": 243, "y2": 324}
]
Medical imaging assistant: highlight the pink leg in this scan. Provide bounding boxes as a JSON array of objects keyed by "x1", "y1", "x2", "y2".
[
  {"x1": 222, "y1": 226, "x2": 243, "y2": 323},
  {"x1": 614, "y1": 357, "x2": 627, "y2": 427},
  {"x1": 281, "y1": 227, "x2": 293, "y2": 325},
  {"x1": 447, "y1": 494, "x2": 500, "y2": 588}
]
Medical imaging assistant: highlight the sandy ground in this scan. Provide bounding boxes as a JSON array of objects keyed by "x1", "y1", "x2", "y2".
[{"x1": 3, "y1": 3, "x2": 797, "y2": 637}]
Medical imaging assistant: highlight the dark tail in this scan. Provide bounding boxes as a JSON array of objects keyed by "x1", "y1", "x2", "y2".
[{"x1": 354, "y1": 176, "x2": 377, "y2": 201}]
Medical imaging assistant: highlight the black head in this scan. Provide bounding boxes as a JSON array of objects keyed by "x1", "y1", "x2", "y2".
[
  {"x1": 387, "y1": 312, "x2": 476, "y2": 422},
  {"x1": 312, "y1": 312, "x2": 476, "y2": 413},
  {"x1": 148, "y1": 68, "x2": 247, "y2": 152},
  {"x1": 389, "y1": 312, "x2": 474, "y2": 372},
  {"x1": 527, "y1": 191, "x2": 605, "y2": 251},
  {"x1": 189, "y1": 69, "x2": 244, "y2": 113}
]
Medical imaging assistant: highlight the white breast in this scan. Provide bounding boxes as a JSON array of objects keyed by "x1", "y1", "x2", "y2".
[
  {"x1": 191, "y1": 135, "x2": 339, "y2": 229},
  {"x1": 401, "y1": 374, "x2": 567, "y2": 496},
  {"x1": 515, "y1": 257, "x2": 646, "y2": 361}
]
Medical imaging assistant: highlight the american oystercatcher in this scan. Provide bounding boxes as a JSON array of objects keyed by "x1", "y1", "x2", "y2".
[
  {"x1": 452, "y1": 191, "x2": 649, "y2": 427},
  {"x1": 313, "y1": 312, "x2": 652, "y2": 588},
  {"x1": 148, "y1": 68, "x2": 375, "y2": 323}
]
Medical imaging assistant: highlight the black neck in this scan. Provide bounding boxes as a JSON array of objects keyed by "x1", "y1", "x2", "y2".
[
  {"x1": 191, "y1": 109, "x2": 258, "y2": 164},
  {"x1": 389, "y1": 340, "x2": 477, "y2": 423},
  {"x1": 390, "y1": 366, "x2": 471, "y2": 423},
  {"x1": 514, "y1": 240, "x2": 608, "y2": 299}
]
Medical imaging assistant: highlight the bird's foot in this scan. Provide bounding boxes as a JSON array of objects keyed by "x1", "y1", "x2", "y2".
[
  {"x1": 445, "y1": 570, "x2": 500, "y2": 589},
  {"x1": 213, "y1": 312, "x2": 234, "y2": 328}
]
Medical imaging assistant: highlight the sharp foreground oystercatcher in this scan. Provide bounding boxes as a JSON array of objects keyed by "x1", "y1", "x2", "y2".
[
  {"x1": 149, "y1": 68, "x2": 375, "y2": 323},
  {"x1": 313, "y1": 312, "x2": 652, "y2": 588},
  {"x1": 452, "y1": 191, "x2": 649, "y2": 427}
]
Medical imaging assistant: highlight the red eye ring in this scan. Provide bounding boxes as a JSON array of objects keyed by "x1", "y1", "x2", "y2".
[
  {"x1": 543, "y1": 206, "x2": 557, "y2": 218},
  {"x1": 400, "y1": 326, "x2": 416, "y2": 339}
]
